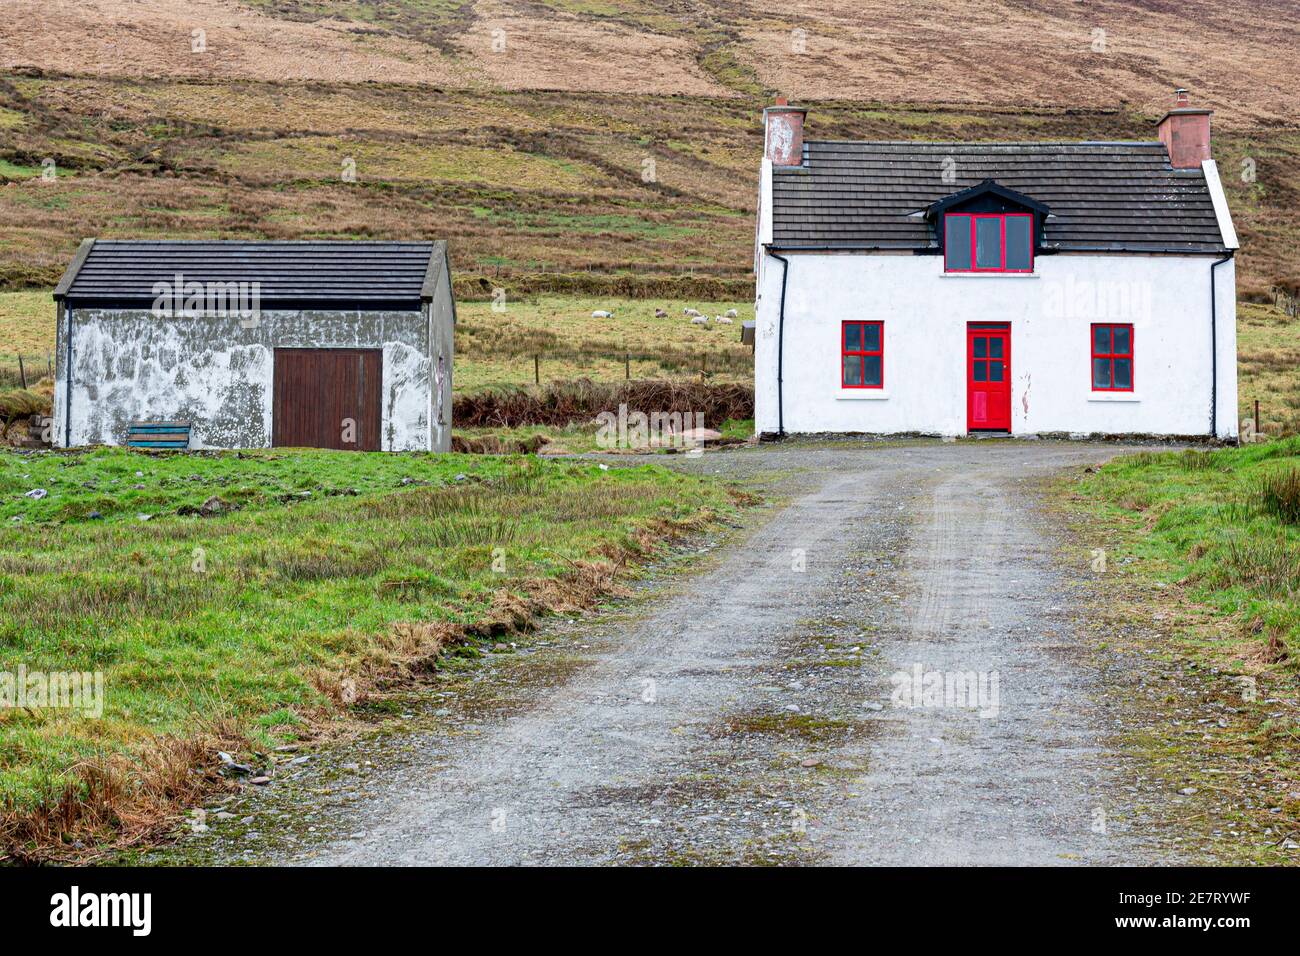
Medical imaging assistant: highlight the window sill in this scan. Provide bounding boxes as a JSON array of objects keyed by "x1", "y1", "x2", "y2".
[
  {"x1": 838, "y1": 390, "x2": 890, "y2": 401},
  {"x1": 1087, "y1": 392, "x2": 1141, "y2": 403},
  {"x1": 939, "y1": 272, "x2": 1039, "y2": 279}
]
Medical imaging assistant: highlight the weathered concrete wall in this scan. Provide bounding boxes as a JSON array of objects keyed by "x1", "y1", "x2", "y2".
[
  {"x1": 52, "y1": 308, "x2": 436, "y2": 450},
  {"x1": 753, "y1": 252, "x2": 1238, "y2": 439},
  {"x1": 426, "y1": 254, "x2": 455, "y2": 454}
]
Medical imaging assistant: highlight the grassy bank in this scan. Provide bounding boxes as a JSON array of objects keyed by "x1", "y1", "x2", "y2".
[
  {"x1": 1067, "y1": 441, "x2": 1300, "y2": 862},
  {"x1": 0, "y1": 446, "x2": 741, "y2": 859},
  {"x1": 1077, "y1": 440, "x2": 1300, "y2": 664}
]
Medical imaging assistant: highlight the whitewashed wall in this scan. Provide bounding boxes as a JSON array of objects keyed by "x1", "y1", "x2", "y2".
[
  {"x1": 52, "y1": 309, "x2": 437, "y2": 450},
  {"x1": 753, "y1": 252, "x2": 1237, "y2": 439}
]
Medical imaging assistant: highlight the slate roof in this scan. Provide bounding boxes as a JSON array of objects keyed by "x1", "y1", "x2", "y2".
[
  {"x1": 55, "y1": 240, "x2": 447, "y2": 309},
  {"x1": 771, "y1": 142, "x2": 1228, "y2": 254}
]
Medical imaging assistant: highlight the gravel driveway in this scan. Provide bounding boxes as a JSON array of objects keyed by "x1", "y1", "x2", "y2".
[{"x1": 178, "y1": 439, "x2": 1168, "y2": 866}]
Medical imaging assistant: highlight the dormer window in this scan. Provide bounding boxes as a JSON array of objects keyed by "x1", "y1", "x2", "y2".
[
  {"x1": 944, "y1": 212, "x2": 1034, "y2": 273},
  {"x1": 928, "y1": 180, "x2": 1047, "y2": 274}
]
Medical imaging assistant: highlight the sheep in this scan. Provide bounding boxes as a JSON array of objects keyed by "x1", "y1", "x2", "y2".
[
  {"x1": 591, "y1": 310, "x2": 613, "y2": 318},
  {"x1": 715, "y1": 316, "x2": 733, "y2": 325},
  {"x1": 683, "y1": 308, "x2": 702, "y2": 317},
  {"x1": 724, "y1": 308, "x2": 738, "y2": 318},
  {"x1": 690, "y1": 316, "x2": 709, "y2": 326},
  {"x1": 654, "y1": 308, "x2": 668, "y2": 318}
]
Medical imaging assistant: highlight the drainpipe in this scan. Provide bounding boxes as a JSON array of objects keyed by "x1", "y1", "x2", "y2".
[
  {"x1": 766, "y1": 248, "x2": 791, "y2": 437},
  {"x1": 63, "y1": 299, "x2": 74, "y2": 448},
  {"x1": 1209, "y1": 253, "x2": 1233, "y2": 439}
]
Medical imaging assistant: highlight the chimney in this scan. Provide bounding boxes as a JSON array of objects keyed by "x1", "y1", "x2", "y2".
[
  {"x1": 1156, "y1": 88, "x2": 1212, "y2": 169},
  {"x1": 764, "y1": 96, "x2": 807, "y2": 167}
]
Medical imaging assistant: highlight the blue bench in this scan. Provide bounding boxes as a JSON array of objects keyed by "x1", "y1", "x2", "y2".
[{"x1": 126, "y1": 421, "x2": 192, "y2": 449}]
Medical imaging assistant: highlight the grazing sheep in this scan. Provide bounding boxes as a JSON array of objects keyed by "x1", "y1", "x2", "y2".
[
  {"x1": 724, "y1": 308, "x2": 738, "y2": 318},
  {"x1": 654, "y1": 308, "x2": 668, "y2": 318},
  {"x1": 683, "y1": 308, "x2": 702, "y2": 317},
  {"x1": 591, "y1": 310, "x2": 613, "y2": 318},
  {"x1": 690, "y1": 316, "x2": 709, "y2": 326},
  {"x1": 716, "y1": 316, "x2": 733, "y2": 325}
]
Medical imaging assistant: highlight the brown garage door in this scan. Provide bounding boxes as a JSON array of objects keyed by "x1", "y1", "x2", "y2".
[{"x1": 273, "y1": 348, "x2": 382, "y2": 451}]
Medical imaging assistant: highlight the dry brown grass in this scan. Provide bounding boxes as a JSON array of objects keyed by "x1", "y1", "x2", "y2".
[
  {"x1": 452, "y1": 378, "x2": 753, "y2": 427},
  {"x1": 0, "y1": 70, "x2": 1295, "y2": 297},
  {"x1": 3, "y1": 1, "x2": 1297, "y2": 126},
  {"x1": 0, "y1": 716, "x2": 246, "y2": 865}
]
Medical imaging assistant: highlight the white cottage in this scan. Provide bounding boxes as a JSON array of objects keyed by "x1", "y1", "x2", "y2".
[{"x1": 752, "y1": 92, "x2": 1239, "y2": 440}]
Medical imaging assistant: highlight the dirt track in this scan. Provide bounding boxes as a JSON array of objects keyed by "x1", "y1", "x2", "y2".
[{"x1": 161, "y1": 440, "x2": 1182, "y2": 866}]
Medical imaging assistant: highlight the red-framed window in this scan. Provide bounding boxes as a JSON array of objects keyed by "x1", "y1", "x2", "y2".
[
  {"x1": 842, "y1": 321, "x2": 883, "y2": 388},
  {"x1": 1091, "y1": 323, "x2": 1134, "y2": 391},
  {"x1": 944, "y1": 212, "x2": 1034, "y2": 273}
]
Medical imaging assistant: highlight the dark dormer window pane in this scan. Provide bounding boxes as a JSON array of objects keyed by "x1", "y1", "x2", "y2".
[
  {"x1": 975, "y1": 217, "x2": 1002, "y2": 268},
  {"x1": 945, "y1": 215, "x2": 972, "y2": 270},
  {"x1": 1005, "y1": 215, "x2": 1032, "y2": 270}
]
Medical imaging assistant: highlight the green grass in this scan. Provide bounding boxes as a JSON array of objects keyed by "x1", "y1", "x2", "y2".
[
  {"x1": 454, "y1": 294, "x2": 753, "y2": 392},
  {"x1": 1078, "y1": 438, "x2": 1300, "y2": 663},
  {"x1": 0, "y1": 446, "x2": 736, "y2": 819}
]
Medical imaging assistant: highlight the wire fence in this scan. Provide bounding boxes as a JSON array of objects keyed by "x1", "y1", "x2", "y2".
[
  {"x1": 470, "y1": 348, "x2": 755, "y2": 386},
  {"x1": 0, "y1": 353, "x2": 53, "y2": 390}
]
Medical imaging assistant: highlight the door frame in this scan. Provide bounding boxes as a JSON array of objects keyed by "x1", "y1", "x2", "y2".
[{"x1": 965, "y1": 322, "x2": 1011, "y2": 433}]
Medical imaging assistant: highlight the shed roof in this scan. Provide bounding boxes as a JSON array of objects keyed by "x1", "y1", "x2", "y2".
[
  {"x1": 55, "y1": 240, "x2": 448, "y2": 309},
  {"x1": 771, "y1": 141, "x2": 1228, "y2": 254}
]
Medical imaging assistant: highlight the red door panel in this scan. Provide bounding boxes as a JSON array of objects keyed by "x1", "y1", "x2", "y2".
[{"x1": 967, "y1": 325, "x2": 1011, "y2": 432}]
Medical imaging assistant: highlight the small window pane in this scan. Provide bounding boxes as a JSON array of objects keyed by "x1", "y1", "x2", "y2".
[
  {"x1": 863, "y1": 355, "x2": 882, "y2": 386},
  {"x1": 975, "y1": 217, "x2": 1002, "y2": 269},
  {"x1": 844, "y1": 323, "x2": 862, "y2": 352},
  {"x1": 946, "y1": 215, "x2": 972, "y2": 270},
  {"x1": 1092, "y1": 358, "x2": 1111, "y2": 389},
  {"x1": 974, "y1": 361, "x2": 988, "y2": 382},
  {"x1": 862, "y1": 323, "x2": 880, "y2": 352},
  {"x1": 989, "y1": 360, "x2": 1004, "y2": 382},
  {"x1": 1113, "y1": 358, "x2": 1132, "y2": 389},
  {"x1": 988, "y1": 337, "x2": 1003, "y2": 359},
  {"x1": 1005, "y1": 216, "x2": 1032, "y2": 270},
  {"x1": 1093, "y1": 326, "x2": 1111, "y2": 355},
  {"x1": 974, "y1": 337, "x2": 987, "y2": 358},
  {"x1": 843, "y1": 356, "x2": 863, "y2": 386},
  {"x1": 1112, "y1": 326, "x2": 1131, "y2": 355}
]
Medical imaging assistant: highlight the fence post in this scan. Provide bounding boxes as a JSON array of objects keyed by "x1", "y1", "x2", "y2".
[
  {"x1": 17, "y1": 354, "x2": 26, "y2": 390},
  {"x1": 534, "y1": 354, "x2": 540, "y2": 385},
  {"x1": 1255, "y1": 399, "x2": 1260, "y2": 440},
  {"x1": 625, "y1": 352, "x2": 630, "y2": 380}
]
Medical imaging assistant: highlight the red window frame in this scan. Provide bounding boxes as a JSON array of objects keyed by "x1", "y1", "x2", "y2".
[
  {"x1": 842, "y1": 321, "x2": 883, "y2": 389},
  {"x1": 1091, "y1": 323, "x2": 1134, "y2": 392},
  {"x1": 944, "y1": 212, "x2": 1034, "y2": 273}
]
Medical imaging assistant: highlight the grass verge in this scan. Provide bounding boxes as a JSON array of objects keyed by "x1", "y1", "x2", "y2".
[
  {"x1": 0, "y1": 446, "x2": 746, "y2": 861},
  {"x1": 1058, "y1": 441, "x2": 1300, "y2": 862}
]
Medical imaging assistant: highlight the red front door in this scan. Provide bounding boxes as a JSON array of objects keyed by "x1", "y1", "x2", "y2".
[{"x1": 967, "y1": 324, "x2": 1011, "y2": 432}]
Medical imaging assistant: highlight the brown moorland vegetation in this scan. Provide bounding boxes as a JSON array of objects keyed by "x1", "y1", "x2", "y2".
[{"x1": 0, "y1": 74, "x2": 1296, "y2": 300}]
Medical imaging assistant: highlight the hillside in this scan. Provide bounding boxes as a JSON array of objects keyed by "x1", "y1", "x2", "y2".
[
  {"x1": 0, "y1": 1, "x2": 1296, "y2": 297},
  {"x1": 4, "y1": 1, "x2": 1298, "y2": 123}
]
